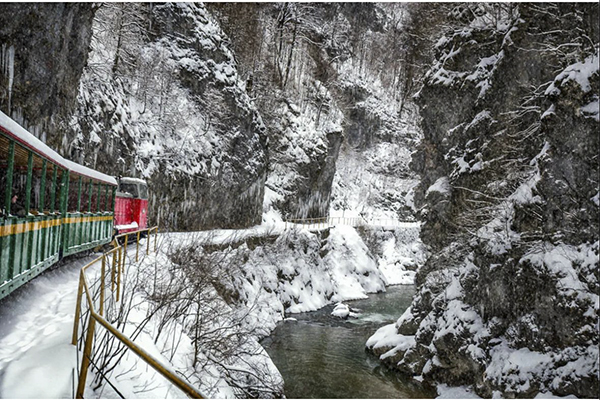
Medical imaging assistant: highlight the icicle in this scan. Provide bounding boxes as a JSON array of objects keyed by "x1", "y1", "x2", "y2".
[{"x1": 1, "y1": 44, "x2": 15, "y2": 114}]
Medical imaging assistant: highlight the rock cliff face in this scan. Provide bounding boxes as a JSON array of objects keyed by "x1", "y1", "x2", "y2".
[
  {"x1": 69, "y1": 3, "x2": 267, "y2": 230},
  {"x1": 369, "y1": 4, "x2": 599, "y2": 398},
  {"x1": 0, "y1": 3, "x2": 95, "y2": 140},
  {"x1": 210, "y1": 3, "x2": 348, "y2": 220},
  {"x1": 211, "y1": 3, "x2": 418, "y2": 221}
]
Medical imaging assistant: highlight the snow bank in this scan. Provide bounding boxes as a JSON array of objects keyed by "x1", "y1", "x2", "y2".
[
  {"x1": 366, "y1": 323, "x2": 415, "y2": 361},
  {"x1": 437, "y1": 384, "x2": 482, "y2": 399},
  {"x1": 426, "y1": 177, "x2": 451, "y2": 196}
]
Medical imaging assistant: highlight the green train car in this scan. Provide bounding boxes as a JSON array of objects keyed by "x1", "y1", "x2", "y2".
[{"x1": 0, "y1": 111, "x2": 117, "y2": 301}]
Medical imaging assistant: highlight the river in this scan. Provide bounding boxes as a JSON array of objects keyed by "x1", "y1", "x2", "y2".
[{"x1": 260, "y1": 285, "x2": 435, "y2": 399}]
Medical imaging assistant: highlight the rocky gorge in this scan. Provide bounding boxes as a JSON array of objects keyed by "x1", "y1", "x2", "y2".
[
  {"x1": 367, "y1": 3, "x2": 599, "y2": 399},
  {"x1": 1, "y1": 2, "x2": 598, "y2": 399}
]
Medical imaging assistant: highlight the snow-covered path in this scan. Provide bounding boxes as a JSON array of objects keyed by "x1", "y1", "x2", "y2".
[{"x1": 0, "y1": 256, "x2": 96, "y2": 398}]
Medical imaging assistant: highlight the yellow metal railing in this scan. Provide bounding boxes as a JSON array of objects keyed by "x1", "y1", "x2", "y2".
[{"x1": 71, "y1": 226, "x2": 204, "y2": 399}]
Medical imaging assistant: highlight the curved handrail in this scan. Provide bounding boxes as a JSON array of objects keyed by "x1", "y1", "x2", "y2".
[{"x1": 71, "y1": 226, "x2": 205, "y2": 399}]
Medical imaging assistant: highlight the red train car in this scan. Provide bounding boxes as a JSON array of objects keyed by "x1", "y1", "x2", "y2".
[{"x1": 114, "y1": 177, "x2": 148, "y2": 234}]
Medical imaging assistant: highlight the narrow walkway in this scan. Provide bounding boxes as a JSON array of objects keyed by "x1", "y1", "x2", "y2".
[{"x1": 0, "y1": 256, "x2": 94, "y2": 398}]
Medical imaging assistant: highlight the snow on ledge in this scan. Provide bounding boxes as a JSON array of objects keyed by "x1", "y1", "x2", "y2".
[
  {"x1": 426, "y1": 177, "x2": 451, "y2": 196},
  {"x1": 366, "y1": 323, "x2": 416, "y2": 361},
  {"x1": 436, "y1": 384, "x2": 481, "y2": 399},
  {"x1": 545, "y1": 52, "x2": 599, "y2": 96}
]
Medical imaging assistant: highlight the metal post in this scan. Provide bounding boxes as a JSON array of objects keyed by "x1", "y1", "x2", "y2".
[
  {"x1": 116, "y1": 247, "x2": 122, "y2": 302},
  {"x1": 60, "y1": 170, "x2": 70, "y2": 251},
  {"x1": 146, "y1": 230, "x2": 150, "y2": 255},
  {"x1": 76, "y1": 316, "x2": 96, "y2": 399},
  {"x1": 111, "y1": 249, "x2": 116, "y2": 292},
  {"x1": 71, "y1": 272, "x2": 85, "y2": 345},
  {"x1": 136, "y1": 231, "x2": 140, "y2": 262},
  {"x1": 99, "y1": 256, "x2": 105, "y2": 317},
  {"x1": 124, "y1": 234, "x2": 128, "y2": 263},
  {"x1": 39, "y1": 160, "x2": 47, "y2": 261},
  {"x1": 24, "y1": 152, "x2": 34, "y2": 272}
]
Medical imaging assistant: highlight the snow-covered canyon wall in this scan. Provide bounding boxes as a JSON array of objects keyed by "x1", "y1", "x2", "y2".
[
  {"x1": 2, "y1": 3, "x2": 419, "y2": 232},
  {"x1": 210, "y1": 3, "x2": 419, "y2": 221},
  {"x1": 368, "y1": 4, "x2": 599, "y2": 398},
  {"x1": 70, "y1": 3, "x2": 267, "y2": 230}
]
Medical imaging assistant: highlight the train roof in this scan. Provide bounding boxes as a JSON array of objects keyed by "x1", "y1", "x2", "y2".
[
  {"x1": 0, "y1": 111, "x2": 117, "y2": 185},
  {"x1": 120, "y1": 177, "x2": 147, "y2": 186}
]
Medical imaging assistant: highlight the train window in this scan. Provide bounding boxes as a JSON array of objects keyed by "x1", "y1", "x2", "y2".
[
  {"x1": 119, "y1": 183, "x2": 138, "y2": 198},
  {"x1": 43, "y1": 174, "x2": 51, "y2": 212},
  {"x1": 0, "y1": 165, "x2": 6, "y2": 215},
  {"x1": 31, "y1": 171, "x2": 41, "y2": 213},
  {"x1": 88, "y1": 181, "x2": 96, "y2": 212},
  {"x1": 68, "y1": 176, "x2": 81, "y2": 212},
  {"x1": 43, "y1": 165, "x2": 57, "y2": 213},
  {"x1": 106, "y1": 185, "x2": 112, "y2": 212},
  {"x1": 93, "y1": 183, "x2": 100, "y2": 212},
  {"x1": 56, "y1": 169, "x2": 66, "y2": 213},
  {"x1": 139, "y1": 184, "x2": 148, "y2": 199},
  {"x1": 1, "y1": 141, "x2": 28, "y2": 216},
  {"x1": 97, "y1": 184, "x2": 104, "y2": 211},
  {"x1": 82, "y1": 180, "x2": 91, "y2": 212},
  {"x1": 12, "y1": 165, "x2": 28, "y2": 217}
]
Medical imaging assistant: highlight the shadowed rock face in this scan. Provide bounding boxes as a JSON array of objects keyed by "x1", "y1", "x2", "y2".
[
  {"x1": 370, "y1": 3, "x2": 599, "y2": 398},
  {"x1": 145, "y1": 4, "x2": 268, "y2": 230},
  {"x1": 0, "y1": 3, "x2": 95, "y2": 138}
]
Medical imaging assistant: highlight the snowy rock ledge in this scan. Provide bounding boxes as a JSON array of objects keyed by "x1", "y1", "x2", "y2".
[
  {"x1": 164, "y1": 223, "x2": 424, "y2": 334},
  {"x1": 366, "y1": 323, "x2": 415, "y2": 364},
  {"x1": 199, "y1": 225, "x2": 390, "y2": 335}
]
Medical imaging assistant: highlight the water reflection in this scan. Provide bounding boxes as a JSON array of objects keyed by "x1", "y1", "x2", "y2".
[{"x1": 261, "y1": 286, "x2": 435, "y2": 399}]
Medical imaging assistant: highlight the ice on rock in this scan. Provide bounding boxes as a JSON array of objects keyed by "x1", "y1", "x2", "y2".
[
  {"x1": 331, "y1": 303, "x2": 351, "y2": 318},
  {"x1": 331, "y1": 302, "x2": 360, "y2": 319}
]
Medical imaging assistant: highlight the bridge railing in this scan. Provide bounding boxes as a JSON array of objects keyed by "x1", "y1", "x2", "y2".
[
  {"x1": 284, "y1": 217, "x2": 411, "y2": 230},
  {"x1": 71, "y1": 226, "x2": 205, "y2": 399}
]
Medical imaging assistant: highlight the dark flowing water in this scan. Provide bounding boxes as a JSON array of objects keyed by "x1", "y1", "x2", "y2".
[{"x1": 261, "y1": 286, "x2": 435, "y2": 399}]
